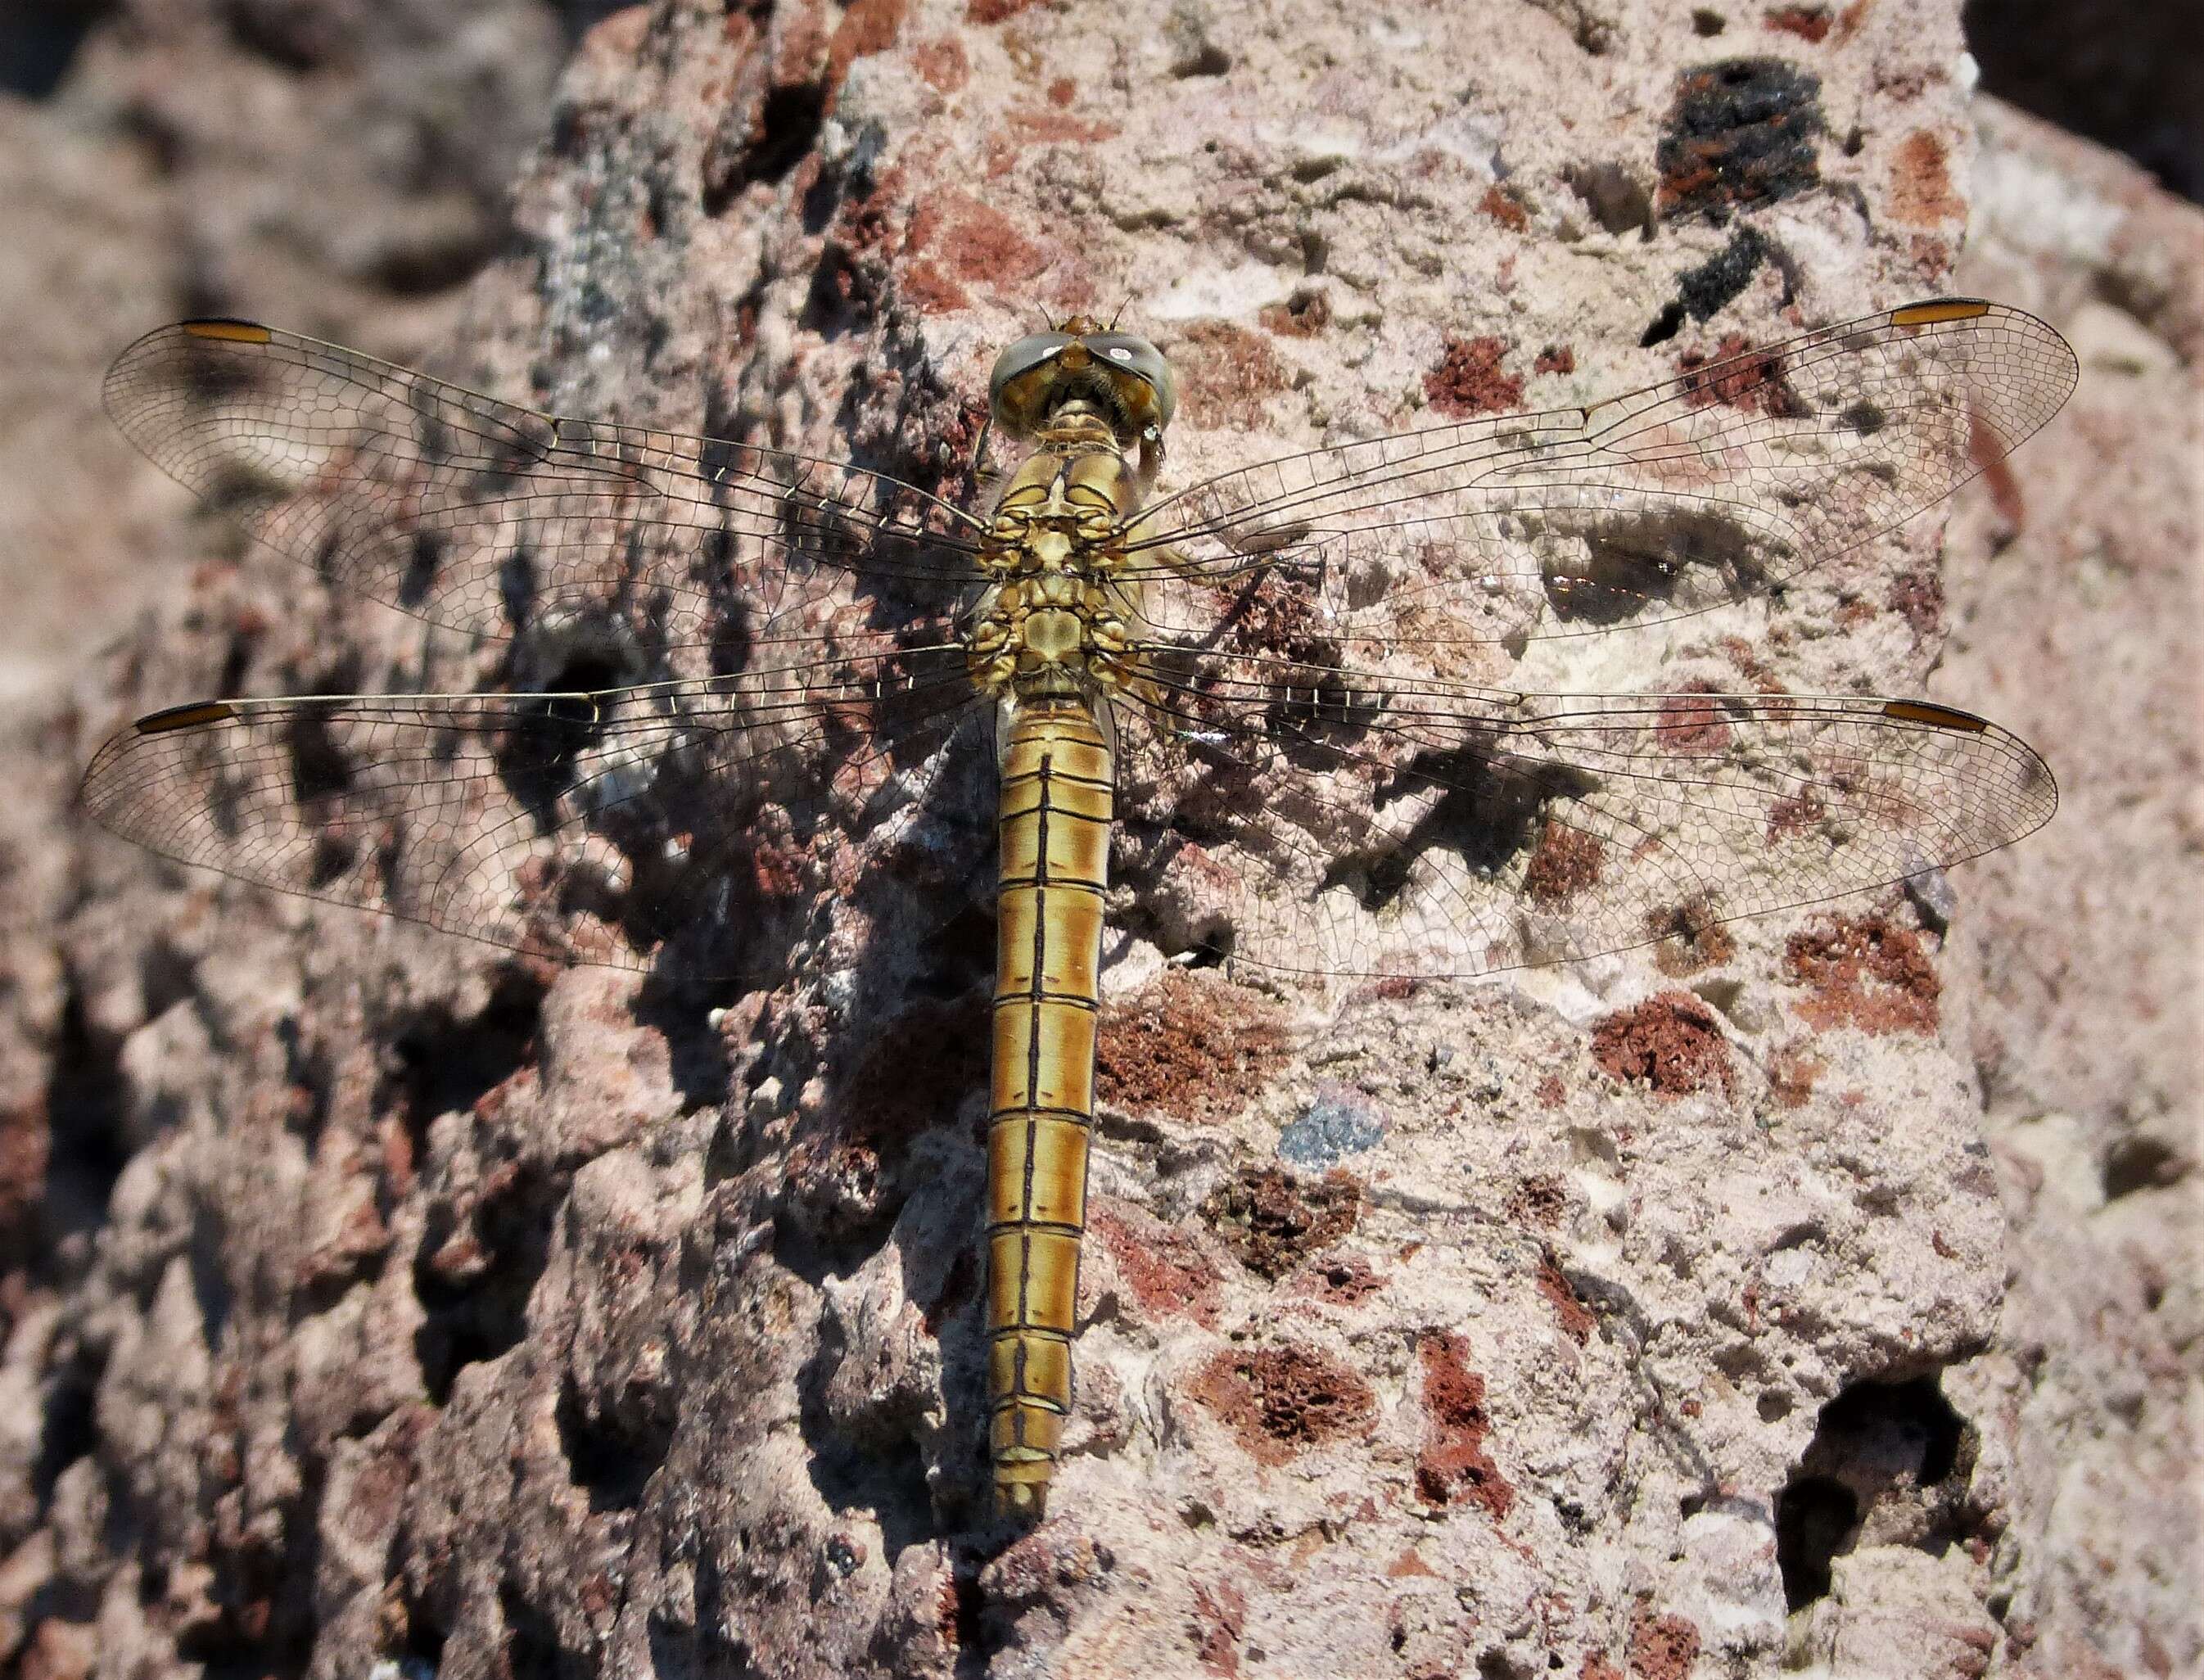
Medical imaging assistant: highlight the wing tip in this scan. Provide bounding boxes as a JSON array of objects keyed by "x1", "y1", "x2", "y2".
[
  {"x1": 1890, "y1": 297, "x2": 1994, "y2": 327},
  {"x1": 178, "y1": 318, "x2": 275, "y2": 344},
  {"x1": 136, "y1": 700, "x2": 238, "y2": 734}
]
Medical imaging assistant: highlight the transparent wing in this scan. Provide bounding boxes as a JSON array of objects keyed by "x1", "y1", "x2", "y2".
[
  {"x1": 79, "y1": 648, "x2": 986, "y2": 976},
  {"x1": 1127, "y1": 299, "x2": 2076, "y2": 644},
  {"x1": 103, "y1": 319, "x2": 989, "y2": 647},
  {"x1": 1119, "y1": 662, "x2": 2054, "y2": 981}
]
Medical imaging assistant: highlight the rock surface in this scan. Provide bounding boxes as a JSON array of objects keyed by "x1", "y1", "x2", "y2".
[
  {"x1": 0, "y1": 3, "x2": 2192, "y2": 1679},
  {"x1": 1939, "y1": 96, "x2": 2204, "y2": 1680}
]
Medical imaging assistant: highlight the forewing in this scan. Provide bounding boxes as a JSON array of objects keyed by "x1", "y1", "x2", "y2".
[
  {"x1": 80, "y1": 649, "x2": 983, "y2": 975},
  {"x1": 103, "y1": 320, "x2": 987, "y2": 646},
  {"x1": 1131, "y1": 300, "x2": 2076, "y2": 644},
  {"x1": 1124, "y1": 667, "x2": 2054, "y2": 980}
]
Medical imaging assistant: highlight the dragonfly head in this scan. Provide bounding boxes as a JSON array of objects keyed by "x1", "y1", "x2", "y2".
[{"x1": 988, "y1": 323, "x2": 1177, "y2": 454}]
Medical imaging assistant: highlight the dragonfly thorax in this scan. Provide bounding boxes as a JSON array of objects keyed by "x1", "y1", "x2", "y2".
[{"x1": 967, "y1": 438, "x2": 1147, "y2": 700}]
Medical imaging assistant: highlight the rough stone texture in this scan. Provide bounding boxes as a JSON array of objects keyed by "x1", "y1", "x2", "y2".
[
  {"x1": 0, "y1": 0, "x2": 572, "y2": 702},
  {"x1": 1938, "y1": 97, "x2": 2204, "y2": 1680},
  {"x1": 1965, "y1": 0, "x2": 2204, "y2": 205},
  {"x1": 0, "y1": 5, "x2": 2190, "y2": 1680}
]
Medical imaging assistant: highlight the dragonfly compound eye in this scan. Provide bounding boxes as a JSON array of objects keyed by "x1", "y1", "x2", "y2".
[{"x1": 988, "y1": 328, "x2": 1177, "y2": 442}]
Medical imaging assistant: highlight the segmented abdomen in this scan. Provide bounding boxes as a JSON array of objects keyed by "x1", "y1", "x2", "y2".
[{"x1": 986, "y1": 697, "x2": 1113, "y2": 1518}]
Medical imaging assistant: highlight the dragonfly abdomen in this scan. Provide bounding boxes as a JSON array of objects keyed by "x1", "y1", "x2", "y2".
[{"x1": 986, "y1": 698, "x2": 1113, "y2": 1518}]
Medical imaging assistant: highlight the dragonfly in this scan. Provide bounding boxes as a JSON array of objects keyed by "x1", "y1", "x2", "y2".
[{"x1": 79, "y1": 297, "x2": 2075, "y2": 1518}]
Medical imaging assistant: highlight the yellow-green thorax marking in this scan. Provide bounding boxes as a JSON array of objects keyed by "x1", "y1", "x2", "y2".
[{"x1": 971, "y1": 323, "x2": 1177, "y2": 1518}]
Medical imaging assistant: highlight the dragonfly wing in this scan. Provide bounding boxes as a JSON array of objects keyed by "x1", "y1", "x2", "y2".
[
  {"x1": 104, "y1": 320, "x2": 988, "y2": 645},
  {"x1": 80, "y1": 651, "x2": 983, "y2": 975},
  {"x1": 1130, "y1": 300, "x2": 2076, "y2": 644},
  {"x1": 1126, "y1": 666, "x2": 2054, "y2": 981}
]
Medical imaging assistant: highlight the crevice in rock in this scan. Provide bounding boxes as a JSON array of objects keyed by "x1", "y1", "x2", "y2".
[
  {"x1": 500, "y1": 1582, "x2": 571, "y2": 1679},
  {"x1": 39, "y1": 984, "x2": 131, "y2": 1271},
  {"x1": 397, "y1": 1586, "x2": 448, "y2": 1673},
  {"x1": 385, "y1": 965, "x2": 547, "y2": 1136},
  {"x1": 174, "y1": 1441, "x2": 327, "y2": 1678},
  {"x1": 635, "y1": 979, "x2": 734, "y2": 1113},
  {"x1": 413, "y1": 1156, "x2": 561, "y2": 1405},
  {"x1": 1776, "y1": 1373, "x2": 1974, "y2": 1611},
  {"x1": 557, "y1": 1371, "x2": 674, "y2": 1515},
  {"x1": 2101, "y1": 1130, "x2": 2187, "y2": 1199},
  {"x1": 1775, "y1": 1474, "x2": 1858, "y2": 1609},
  {"x1": 796, "y1": 1309, "x2": 935, "y2": 1560},
  {"x1": 32, "y1": 1339, "x2": 106, "y2": 1510},
  {"x1": 949, "y1": 1553, "x2": 998, "y2": 1679},
  {"x1": 0, "y1": 0, "x2": 111, "y2": 97}
]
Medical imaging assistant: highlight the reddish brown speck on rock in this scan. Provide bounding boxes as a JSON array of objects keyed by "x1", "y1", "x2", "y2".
[
  {"x1": 1767, "y1": 1045, "x2": 1825, "y2": 1109},
  {"x1": 1535, "y1": 343, "x2": 1576, "y2": 373},
  {"x1": 1784, "y1": 914, "x2": 1941, "y2": 1034},
  {"x1": 1424, "y1": 334, "x2": 1524, "y2": 418},
  {"x1": 1510, "y1": 1173, "x2": 1569, "y2": 1227},
  {"x1": 1372, "y1": 973, "x2": 1418, "y2": 1000},
  {"x1": 1189, "y1": 1580, "x2": 1247, "y2": 1676},
  {"x1": 1716, "y1": 634, "x2": 1786, "y2": 694},
  {"x1": 1887, "y1": 567, "x2": 1945, "y2": 637},
  {"x1": 1591, "y1": 992, "x2": 1737, "y2": 1098},
  {"x1": 1415, "y1": 1330, "x2": 1514, "y2": 1518},
  {"x1": 1005, "y1": 105, "x2": 1120, "y2": 144},
  {"x1": 1479, "y1": 183, "x2": 1530, "y2": 231},
  {"x1": 1305, "y1": 1253, "x2": 1384, "y2": 1306},
  {"x1": 1213, "y1": 567, "x2": 1339, "y2": 666},
  {"x1": 1172, "y1": 319, "x2": 1291, "y2": 429},
  {"x1": 1046, "y1": 75, "x2": 1076, "y2": 106},
  {"x1": 909, "y1": 192, "x2": 1047, "y2": 290},
  {"x1": 965, "y1": 0, "x2": 1041, "y2": 19},
  {"x1": 1525, "y1": 823, "x2": 1606, "y2": 905},
  {"x1": 748, "y1": 836, "x2": 806, "y2": 900},
  {"x1": 1678, "y1": 333, "x2": 1805, "y2": 417},
  {"x1": 1765, "y1": 787, "x2": 1827, "y2": 842},
  {"x1": 1191, "y1": 1343, "x2": 1379, "y2": 1467},
  {"x1": 1387, "y1": 1546, "x2": 1439, "y2": 1578},
  {"x1": 1201, "y1": 1163, "x2": 1362, "y2": 1280},
  {"x1": 1091, "y1": 1204, "x2": 1225, "y2": 1329},
  {"x1": 1097, "y1": 970, "x2": 1292, "y2": 1124},
  {"x1": 982, "y1": 1526, "x2": 1104, "y2": 1609},
  {"x1": 824, "y1": 0, "x2": 906, "y2": 91},
  {"x1": 1907, "y1": 231, "x2": 1953, "y2": 282},
  {"x1": 1654, "y1": 686, "x2": 1733, "y2": 754},
  {"x1": 1889, "y1": 128, "x2": 1965, "y2": 227},
  {"x1": 1581, "y1": 1659, "x2": 1626, "y2": 1680},
  {"x1": 1537, "y1": 1250, "x2": 1596, "y2": 1343},
  {"x1": 1628, "y1": 1608, "x2": 1703, "y2": 1680},
  {"x1": 1259, "y1": 291, "x2": 1332, "y2": 336},
  {"x1": 1646, "y1": 896, "x2": 1737, "y2": 977},
  {"x1": 910, "y1": 34, "x2": 969, "y2": 92},
  {"x1": 1536, "y1": 1073, "x2": 1568, "y2": 1109},
  {"x1": 1764, "y1": 3, "x2": 1832, "y2": 41}
]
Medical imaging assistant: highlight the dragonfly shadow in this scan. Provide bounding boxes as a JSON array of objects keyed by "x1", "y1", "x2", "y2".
[
  {"x1": 1339, "y1": 742, "x2": 1606, "y2": 908},
  {"x1": 694, "y1": 725, "x2": 998, "y2": 1538},
  {"x1": 1542, "y1": 504, "x2": 1772, "y2": 627}
]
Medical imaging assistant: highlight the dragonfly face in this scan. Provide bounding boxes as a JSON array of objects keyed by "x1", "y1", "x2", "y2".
[
  {"x1": 80, "y1": 298, "x2": 2075, "y2": 1516},
  {"x1": 987, "y1": 320, "x2": 1177, "y2": 455}
]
